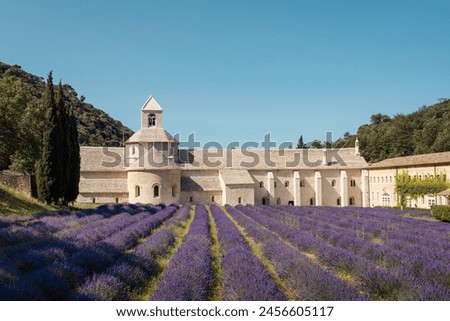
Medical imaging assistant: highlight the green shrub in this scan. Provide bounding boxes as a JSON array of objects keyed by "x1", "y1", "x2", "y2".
[{"x1": 431, "y1": 205, "x2": 450, "y2": 222}]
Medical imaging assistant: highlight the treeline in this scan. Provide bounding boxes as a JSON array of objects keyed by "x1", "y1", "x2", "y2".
[
  {"x1": 0, "y1": 62, "x2": 133, "y2": 173},
  {"x1": 357, "y1": 99, "x2": 450, "y2": 163},
  {"x1": 295, "y1": 99, "x2": 450, "y2": 163}
]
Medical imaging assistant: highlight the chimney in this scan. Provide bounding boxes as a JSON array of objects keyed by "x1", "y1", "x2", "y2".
[{"x1": 355, "y1": 138, "x2": 360, "y2": 156}]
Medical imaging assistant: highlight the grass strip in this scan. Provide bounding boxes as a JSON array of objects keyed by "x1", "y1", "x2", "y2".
[
  {"x1": 222, "y1": 206, "x2": 296, "y2": 300},
  {"x1": 205, "y1": 205, "x2": 224, "y2": 301}
]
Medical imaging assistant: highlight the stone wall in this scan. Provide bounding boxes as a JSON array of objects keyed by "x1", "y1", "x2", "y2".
[{"x1": 0, "y1": 171, "x2": 35, "y2": 197}]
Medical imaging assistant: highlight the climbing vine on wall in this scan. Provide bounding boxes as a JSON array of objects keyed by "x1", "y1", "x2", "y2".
[{"x1": 395, "y1": 170, "x2": 449, "y2": 207}]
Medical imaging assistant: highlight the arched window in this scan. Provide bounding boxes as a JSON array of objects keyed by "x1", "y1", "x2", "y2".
[
  {"x1": 274, "y1": 182, "x2": 277, "y2": 188},
  {"x1": 310, "y1": 197, "x2": 315, "y2": 206},
  {"x1": 189, "y1": 196, "x2": 194, "y2": 202},
  {"x1": 153, "y1": 185, "x2": 160, "y2": 198},
  {"x1": 135, "y1": 185, "x2": 141, "y2": 198},
  {"x1": 350, "y1": 179, "x2": 356, "y2": 187},
  {"x1": 277, "y1": 198, "x2": 281, "y2": 205},
  {"x1": 349, "y1": 197, "x2": 355, "y2": 206},
  {"x1": 115, "y1": 198, "x2": 119, "y2": 204},
  {"x1": 92, "y1": 197, "x2": 96, "y2": 204},
  {"x1": 262, "y1": 197, "x2": 269, "y2": 205},
  {"x1": 171, "y1": 185, "x2": 177, "y2": 198},
  {"x1": 285, "y1": 181, "x2": 289, "y2": 187},
  {"x1": 148, "y1": 114, "x2": 156, "y2": 126},
  {"x1": 238, "y1": 197, "x2": 242, "y2": 204},
  {"x1": 331, "y1": 179, "x2": 336, "y2": 187},
  {"x1": 337, "y1": 197, "x2": 341, "y2": 206},
  {"x1": 300, "y1": 180, "x2": 305, "y2": 187},
  {"x1": 212, "y1": 196, "x2": 215, "y2": 203},
  {"x1": 259, "y1": 181, "x2": 264, "y2": 188}
]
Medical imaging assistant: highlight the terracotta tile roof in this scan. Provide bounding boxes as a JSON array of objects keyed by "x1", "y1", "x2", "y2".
[
  {"x1": 219, "y1": 169, "x2": 254, "y2": 185},
  {"x1": 181, "y1": 175, "x2": 221, "y2": 192},
  {"x1": 79, "y1": 179, "x2": 128, "y2": 193},
  {"x1": 141, "y1": 95, "x2": 162, "y2": 111},
  {"x1": 80, "y1": 147, "x2": 125, "y2": 172},
  {"x1": 80, "y1": 147, "x2": 368, "y2": 172},
  {"x1": 126, "y1": 128, "x2": 177, "y2": 143},
  {"x1": 437, "y1": 188, "x2": 450, "y2": 197},
  {"x1": 368, "y1": 151, "x2": 450, "y2": 169},
  {"x1": 178, "y1": 148, "x2": 367, "y2": 170}
]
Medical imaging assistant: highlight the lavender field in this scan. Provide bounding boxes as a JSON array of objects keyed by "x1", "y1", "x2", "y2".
[{"x1": 0, "y1": 203, "x2": 449, "y2": 300}]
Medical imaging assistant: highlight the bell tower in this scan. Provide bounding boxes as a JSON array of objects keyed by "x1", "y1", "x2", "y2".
[
  {"x1": 141, "y1": 95, "x2": 163, "y2": 129},
  {"x1": 126, "y1": 95, "x2": 181, "y2": 204}
]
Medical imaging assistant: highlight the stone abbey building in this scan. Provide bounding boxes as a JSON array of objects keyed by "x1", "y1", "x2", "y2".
[{"x1": 78, "y1": 96, "x2": 371, "y2": 206}]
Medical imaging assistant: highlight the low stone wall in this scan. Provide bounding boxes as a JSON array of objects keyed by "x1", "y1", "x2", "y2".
[{"x1": 0, "y1": 171, "x2": 35, "y2": 197}]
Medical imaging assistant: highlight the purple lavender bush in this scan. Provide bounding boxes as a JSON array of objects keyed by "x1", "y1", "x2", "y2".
[
  {"x1": 210, "y1": 204, "x2": 285, "y2": 301},
  {"x1": 151, "y1": 204, "x2": 212, "y2": 300}
]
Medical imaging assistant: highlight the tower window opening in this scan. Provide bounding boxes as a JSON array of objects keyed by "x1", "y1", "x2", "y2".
[{"x1": 148, "y1": 114, "x2": 156, "y2": 126}]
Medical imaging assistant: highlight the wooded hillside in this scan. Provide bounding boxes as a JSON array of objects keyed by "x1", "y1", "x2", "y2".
[
  {"x1": 357, "y1": 99, "x2": 450, "y2": 163},
  {"x1": 0, "y1": 62, "x2": 133, "y2": 173}
]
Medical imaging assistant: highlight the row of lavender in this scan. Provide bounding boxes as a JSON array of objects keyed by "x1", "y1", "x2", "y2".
[
  {"x1": 0, "y1": 203, "x2": 184, "y2": 300},
  {"x1": 149, "y1": 204, "x2": 286, "y2": 301},
  {"x1": 242, "y1": 205, "x2": 450, "y2": 300}
]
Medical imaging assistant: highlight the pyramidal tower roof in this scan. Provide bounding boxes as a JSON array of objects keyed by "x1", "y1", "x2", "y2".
[{"x1": 141, "y1": 95, "x2": 162, "y2": 111}]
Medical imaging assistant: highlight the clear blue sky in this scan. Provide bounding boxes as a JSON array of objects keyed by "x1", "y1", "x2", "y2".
[{"x1": 2, "y1": 0, "x2": 450, "y2": 147}]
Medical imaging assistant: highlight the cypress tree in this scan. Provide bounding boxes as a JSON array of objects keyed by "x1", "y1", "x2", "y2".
[
  {"x1": 36, "y1": 72, "x2": 60, "y2": 204},
  {"x1": 55, "y1": 82, "x2": 70, "y2": 204},
  {"x1": 297, "y1": 135, "x2": 305, "y2": 149},
  {"x1": 66, "y1": 102, "x2": 80, "y2": 204}
]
